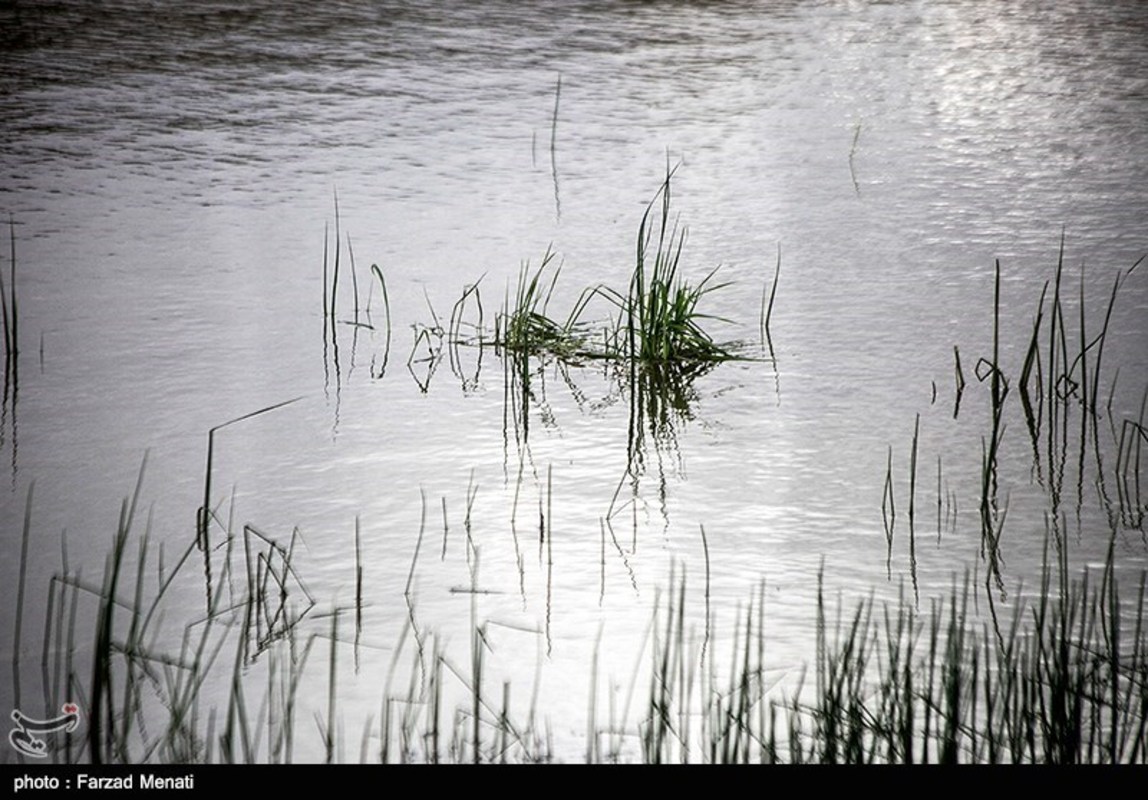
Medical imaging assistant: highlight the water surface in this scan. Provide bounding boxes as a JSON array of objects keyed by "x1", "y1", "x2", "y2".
[{"x1": 2, "y1": 0, "x2": 1147, "y2": 762}]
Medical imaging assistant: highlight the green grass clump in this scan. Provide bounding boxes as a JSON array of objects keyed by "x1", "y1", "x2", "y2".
[
  {"x1": 494, "y1": 246, "x2": 595, "y2": 362},
  {"x1": 605, "y1": 166, "x2": 735, "y2": 366},
  {"x1": 488, "y1": 168, "x2": 737, "y2": 373}
]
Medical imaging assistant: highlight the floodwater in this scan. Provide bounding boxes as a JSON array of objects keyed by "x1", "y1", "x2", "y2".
[{"x1": 2, "y1": 0, "x2": 1147, "y2": 762}]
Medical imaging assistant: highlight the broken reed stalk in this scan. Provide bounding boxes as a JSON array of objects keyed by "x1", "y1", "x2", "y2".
[
  {"x1": 1019, "y1": 281, "x2": 1049, "y2": 467},
  {"x1": 977, "y1": 260, "x2": 1008, "y2": 591},
  {"x1": 909, "y1": 413, "x2": 920, "y2": 605},
  {"x1": 198, "y1": 393, "x2": 303, "y2": 610}
]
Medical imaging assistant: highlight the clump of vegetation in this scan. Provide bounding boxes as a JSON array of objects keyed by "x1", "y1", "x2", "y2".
[
  {"x1": 491, "y1": 167, "x2": 739, "y2": 371},
  {"x1": 607, "y1": 166, "x2": 736, "y2": 366},
  {"x1": 494, "y1": 246, "x2": 596, "y2": 363},
  {"x1": 638, "y1": 553, "x2": 1148, "y2": 764}
]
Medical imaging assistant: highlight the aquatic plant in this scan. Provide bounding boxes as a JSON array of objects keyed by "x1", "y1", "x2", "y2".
[
  {"x1": 13, "y1": 205, "x2": 1146, "y2": 767},
  {"x1": 1, "y1": 218, "x2": 15, "y2": 377},
  {"x1": 634, "y1": 544, "x2": 1148, "y2": 765},
  {"x1": 487, "y1": 168, "x2": 738, "y2": 372},
  {"x1": 1, "y1": 218, "x2": 19, "y2": 442},
  {"x1": 35, "y1": 431, "x2": 1147, "y2": 749},
  {"x1": 494, "y1": 247, "x2": 594, "y2": 362},
  {"x1": 604, "y1": 166, "x2": 736, "y2": 367},
  {"x1": 13, "y1": 451, "x2": 1146, "y2": 764}
]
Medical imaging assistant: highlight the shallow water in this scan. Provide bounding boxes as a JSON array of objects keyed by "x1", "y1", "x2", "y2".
[{"x1": 2, "y1": 0, "x2": 1147, "y2": 762}]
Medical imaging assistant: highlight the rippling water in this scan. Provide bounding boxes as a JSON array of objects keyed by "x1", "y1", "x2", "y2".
[{"x1": 2, "y1": 0, "x2": 1147, "y2": 762}]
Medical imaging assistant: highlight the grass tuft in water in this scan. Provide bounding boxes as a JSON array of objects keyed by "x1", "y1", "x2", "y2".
[
  {"x1": 494, "y1": 246, "x2": 594, "y2": 362},
  {"x1": 603, "y1": 165, "x2": 736, "y2": 367},
  {"x1": 486, "y1": 168, "x2": 740, "y2": 374}
]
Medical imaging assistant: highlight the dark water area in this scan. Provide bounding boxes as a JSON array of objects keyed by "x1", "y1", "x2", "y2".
[{"x1": 2, "y1": 0, "x2": 1147, "y2": 762}]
